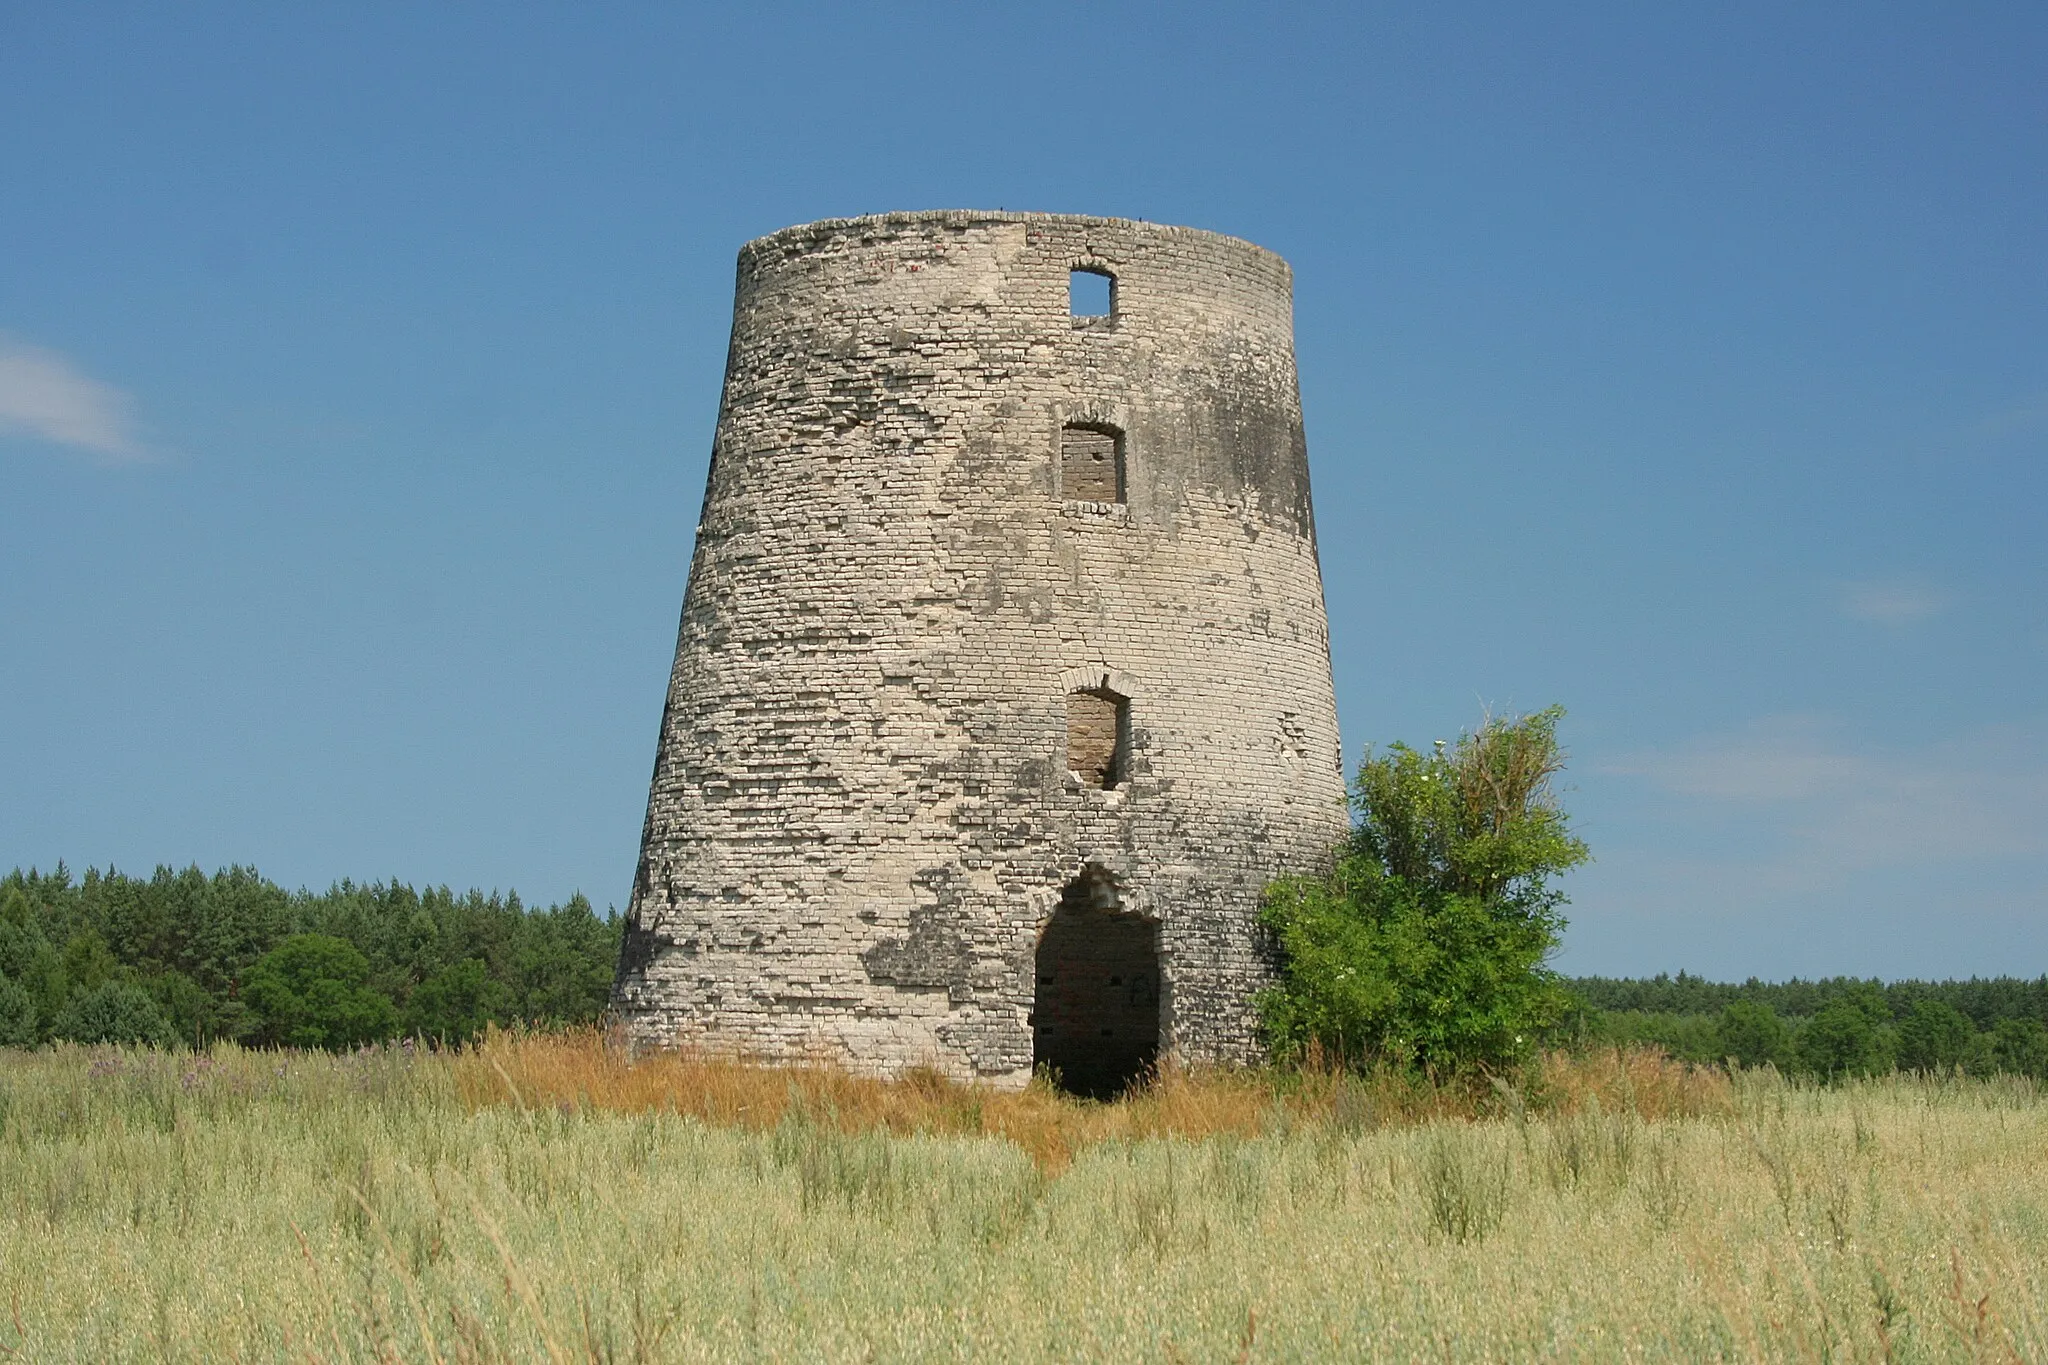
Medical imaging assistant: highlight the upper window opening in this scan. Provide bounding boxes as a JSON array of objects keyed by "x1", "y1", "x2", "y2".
[
  {"x1": 1069, "y1": 269, "x2": 1114, "y2": 318},
  {"x1": 1061, "y1": 423, "x2": 1125, "y2": 503}
]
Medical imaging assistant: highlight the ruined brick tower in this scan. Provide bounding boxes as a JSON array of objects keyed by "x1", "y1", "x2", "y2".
[{"x1": 612, "y1": 211, "x2": 1345, "y2": 1093}]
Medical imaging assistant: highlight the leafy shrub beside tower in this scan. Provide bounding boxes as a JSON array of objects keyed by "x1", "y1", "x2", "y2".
[{"x1": 1258, "y1": 707, "x2": 1588, "y2": 1074}]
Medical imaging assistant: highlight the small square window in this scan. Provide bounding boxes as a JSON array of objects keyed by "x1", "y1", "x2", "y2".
[
  {"x1": 1061, "y1": 423, "x2": 1124, "y2": 503},
  {"x1": 1069, "y1": 269, "x2": 1114, "y2": 318}
]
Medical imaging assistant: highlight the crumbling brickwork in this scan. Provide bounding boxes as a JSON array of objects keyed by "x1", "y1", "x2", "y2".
[{"x1": 612, "y1": 211, "x2": 1347, "y2": 1085}]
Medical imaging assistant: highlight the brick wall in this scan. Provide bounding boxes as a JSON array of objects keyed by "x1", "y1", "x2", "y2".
[{"x1": 613, "y1": 211, "x2": 1348, "y2": 1083}]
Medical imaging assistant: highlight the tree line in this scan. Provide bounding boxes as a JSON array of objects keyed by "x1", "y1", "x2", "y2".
[
  {"x1": 1570, "y1": 973, "x2": 2048, "y2": 1079},
  {"x1": 9, "y1": 761, "x2": 2045, "y2": 1085},
  {"x1": 0, "y1": 863, "x2": 620, "y2": 1049},
  {"x1": 1572, "y1": 970, "x2": 2048, "y2": 1025}
]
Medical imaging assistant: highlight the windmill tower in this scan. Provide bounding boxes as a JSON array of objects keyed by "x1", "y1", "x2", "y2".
[{"x1": 613, "y1": 212, "x2": 1346, "y2": 1094}]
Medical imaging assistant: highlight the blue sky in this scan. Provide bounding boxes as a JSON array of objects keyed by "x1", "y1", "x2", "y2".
[{"x1": 3, "y1": 3, "x2": 2042, "y2": 979}]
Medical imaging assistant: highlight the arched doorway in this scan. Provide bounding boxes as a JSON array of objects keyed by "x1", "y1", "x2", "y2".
[{"x1": 1033, "y1": 867, "x2": 1159, "y2": 1099}]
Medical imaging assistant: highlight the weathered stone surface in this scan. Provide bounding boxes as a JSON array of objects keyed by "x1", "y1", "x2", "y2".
[{"x1": 612, "y1": 211, "x2": 1347, "y2": 1085}]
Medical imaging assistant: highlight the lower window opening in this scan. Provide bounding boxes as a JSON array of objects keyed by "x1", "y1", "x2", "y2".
[{"x1": 1067, "y1": 687, "x2": 1129, "y2": 789}]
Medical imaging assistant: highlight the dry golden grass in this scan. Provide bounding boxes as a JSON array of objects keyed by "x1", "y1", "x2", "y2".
[
  {"x1": 1, "y1": 1034, "x2": 2040, "y2": 1362},
  {"x1": 451, "y1": 1028, "x2": 1733, "y2": 1174}
]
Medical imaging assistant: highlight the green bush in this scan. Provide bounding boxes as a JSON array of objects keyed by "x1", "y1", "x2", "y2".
[
  {"x1": 1895, "y1": 998, "x2": 1978, "y2": 1074},
  {"x1": 0, "y1": 887, "x2": 38, "y2": 974},
  {"x1": 1259, "y1": 707, "x2": 1588, "y2": 1074},
  {"x1": 0, "y1": 973, "x2": 35, "y2": 1047},
  {"x1": 511, "y1": 895, "x2": 618, "y2": 1024},
  {"x1": 405, "y1": 958, "x2": 506, "y2": 1044},
  {"x1": 61, "y1": 928, "x2": 119, "y2": 996},
  {"x1": 52, "y1": 981, "x2": 174, "y2": 1047},
  {"x1": 1797, "y1": 986, "x2": 1896, "y2": 1079},
  {"x1": 142, "y1": 970, "x2": 213, "y2": 1049},
  {"x1": 1576, "y1": 1009, "x2": 1723, "y2": 1063},
  {"x1": 0, "y1": 889, "x2": 61, "y2": 1041},
  {"x1": 1715, "y1": 1000, "x2": 1791, "y2": 1068},
  {"x1": 1987, "y1": 1018, "x2": 2048, "y2": 1079},
  {"x1": 244, "y1": 935, "x2": 398, "y2": 1049}
]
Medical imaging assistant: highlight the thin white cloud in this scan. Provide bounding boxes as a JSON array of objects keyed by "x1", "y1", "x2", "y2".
[
  {"x1": 0, "y1": 334, "x2": 147, "y2": 461},
  {"x1": 1611, "y1": 714, "x2": 1861, "y2": 803},
  {"x1": 1605, "y1": 715, "x2": 2048, "y2": 888},
  {"x1": 1841, "y1": 577, "x2": 1947, "y2": 624}
]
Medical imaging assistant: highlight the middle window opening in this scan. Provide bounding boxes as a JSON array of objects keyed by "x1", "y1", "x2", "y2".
[{"x1": 1061, "y1": 423, "x2": 1125, "y2": 504}]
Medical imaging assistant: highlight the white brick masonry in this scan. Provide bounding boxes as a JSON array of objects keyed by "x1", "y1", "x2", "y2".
[{"x1": 612, "y1": 212, "x2": 1348, "y2": 1085}]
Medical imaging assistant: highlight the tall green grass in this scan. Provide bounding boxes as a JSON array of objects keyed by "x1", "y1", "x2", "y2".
[{"x1": 1, "y1": 1041, "x2": 2043, "y2": 1361}]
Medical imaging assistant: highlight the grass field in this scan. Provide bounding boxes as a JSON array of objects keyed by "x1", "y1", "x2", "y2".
[{"x1": 1, "y1": 1035, "x2": 2043, "y2": 1362}]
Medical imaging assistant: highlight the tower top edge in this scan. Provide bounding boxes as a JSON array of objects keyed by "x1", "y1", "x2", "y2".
[{"x1": 740, "y1": 211, "x2": 1290, "y2": 275}]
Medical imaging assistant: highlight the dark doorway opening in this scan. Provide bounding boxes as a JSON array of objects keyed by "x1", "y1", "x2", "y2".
[{"x1": 1033, "y1": 868, "x2": 1159, "y2": 1099}]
